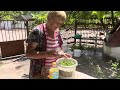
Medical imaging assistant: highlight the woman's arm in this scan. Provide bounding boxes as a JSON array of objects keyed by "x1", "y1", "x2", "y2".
[{"x1": 26, "y1": 42, "x2": 59, "y2": 59}]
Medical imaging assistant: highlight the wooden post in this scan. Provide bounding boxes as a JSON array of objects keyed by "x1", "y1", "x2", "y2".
[
  {"x1": 79, "y1": 38, "x2": 81, "y2": 47},
  {"x1": 74, "y1": 20, "x2": 77, "y2": 44},
  {"x1": 111, "y1": 11, "x2": 115, "y2": 28},
  {"x1": 0, "y1": 46, "x2": 2, "y2": 60},
  {"x1": 26, "y1": 20, "x2": 29, "y2": 37},
  {"x1": 94, "y1": 34, "x2": 97, "y2": 54}
]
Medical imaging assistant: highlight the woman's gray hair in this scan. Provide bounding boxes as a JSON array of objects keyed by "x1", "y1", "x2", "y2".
[{"x1": 47, "y1": 11, "x2": 67, "y2": 21}]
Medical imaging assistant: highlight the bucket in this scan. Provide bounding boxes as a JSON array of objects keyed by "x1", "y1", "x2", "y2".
[
  {"x1": 73, "y1": 49, "x2": 81, "y2": 57},
  {"x1": 56, "y1": 58, "x2": 78, "y2": 79},
  {"x1": 62, "y1": 44, "x2": 68, "y2": 52},
  {"x1": 65, "y1": 50, "x2": 73, "y2": 56}
]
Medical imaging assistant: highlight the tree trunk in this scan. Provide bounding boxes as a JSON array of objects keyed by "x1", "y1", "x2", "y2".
[
  {"x1": 100, "y1": 18, "x2": 106, "y2": 30},
  {"x1": 74, "y1": 19, "x2": 77, "y2": 44},
  {"x1": 111, "y1": 11, "x2": 115, "y2": 27}
]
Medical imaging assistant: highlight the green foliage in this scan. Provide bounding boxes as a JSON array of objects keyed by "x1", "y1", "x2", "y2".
[
  {"x1": 30, "y1": 11, "x2": 48, "y2": 28},
  {"x1": 94, "y1": 65, "x2": 105, "y2": 79},
  {"x1": 114, "y1": 11, "x2": 120, "y2": 17},
  {"x1": 110, "y1": 61, "x2": 120, "y2": 78},
  {"x1": 0, "y1": 11, "x2": 43, "y2": 20},
  {"x1": 0, "y1": 11, "x2": 24, "y2": 20},
  {"x1": 1, "y1": 11, "x2": 120, "y2": 29},
  {"x1": 111, "y1": 62, "x2": 119, "y2": 70},
  {"x1": 92, "y1": 11, "x2": 106, "y2": 20},
  {"x1": 65, "y1": 11, "x2": 94, "y2": 25},
  {"x1": 70, "y1": 44, "x2": 84, "y2": 51},
  {"x1": 31, "y1": 11, "x2": 48, "y2": 22}
]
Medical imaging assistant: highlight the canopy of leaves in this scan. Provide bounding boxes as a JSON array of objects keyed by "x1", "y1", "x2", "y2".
[
  {"x1": 0, "y1": 11, "x2": 25, "y2": 20},
  {"x1": 0, "y1": 11, "x2": 120, "y2": 29}
]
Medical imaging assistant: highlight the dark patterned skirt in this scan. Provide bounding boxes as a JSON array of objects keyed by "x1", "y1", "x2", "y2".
[{"x1": 29, "y1": 59, "x2": 49, "y2": 79}]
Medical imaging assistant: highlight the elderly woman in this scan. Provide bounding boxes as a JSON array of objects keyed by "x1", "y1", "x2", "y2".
[{"x1": 26, "y1": 11, "x2": 71, "y2": 79}]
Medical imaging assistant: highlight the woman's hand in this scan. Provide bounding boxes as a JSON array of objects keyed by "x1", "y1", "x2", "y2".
[
  {"x1": 63, "y1": 53, "x2": 72, "y2": 58},
  {"x1": 60, "y1": 53, "x2": 72, "y2": 58},
  {"x1": 56, "y1": 49, "x2": 72, "y2": 58},
  {"x1": 45, "y1": 49, "x2": 72, "y2": 59},
  {"x1": 46, "y1": 50, "x2": 61, "y2": 58}
]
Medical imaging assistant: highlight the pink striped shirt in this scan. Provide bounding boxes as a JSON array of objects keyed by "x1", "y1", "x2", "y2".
[{"x1": 35, "y1": 23, "x2": 60, "y2": 67}]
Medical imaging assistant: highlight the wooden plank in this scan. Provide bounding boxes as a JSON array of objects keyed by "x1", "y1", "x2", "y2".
[
  {"x1": 81, "y1": 38, "x2": 104, "y2": 41},
  {"x1": 0, "y1": 40, "x2": 25, "y2": 58}
]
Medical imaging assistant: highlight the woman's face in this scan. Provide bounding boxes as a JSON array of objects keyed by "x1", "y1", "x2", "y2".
[{"x1": 47, "y1": 18, "x2": 64, "y2": 31}]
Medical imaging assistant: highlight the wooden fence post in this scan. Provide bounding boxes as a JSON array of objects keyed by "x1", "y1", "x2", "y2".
[
  {"x1": 74, "y1": 20, "x2": 77, "y2": 44},
  {"x1": 26, "y1": 20, "x2": 29, "y2": 37},
  {"x1": 94, "y1": 34, "x2": 97, "y2": 53}
]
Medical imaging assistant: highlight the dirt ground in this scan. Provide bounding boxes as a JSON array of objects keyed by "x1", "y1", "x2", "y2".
[
  {"x1": 0, "y1": 57, "x2": 96, "y2": 79},
  {"x1": 75, "y1": 50, "x2": 120, "y2": 79},
  {"x1": 0, "y1": 50, "x2": 120, "y2": 79},
  {"x1": 0, "y1": 58, "x2": 30, "y2": 79}
]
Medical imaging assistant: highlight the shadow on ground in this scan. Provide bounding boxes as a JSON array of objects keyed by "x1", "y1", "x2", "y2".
[{"x1": 22, "y1": 74, "x2": 29, "y2": 79}]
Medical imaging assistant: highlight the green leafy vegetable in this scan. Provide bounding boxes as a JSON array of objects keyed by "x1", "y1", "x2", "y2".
[{"x1": 59, "y1": 60, "x2": 75, "y2": 66}]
